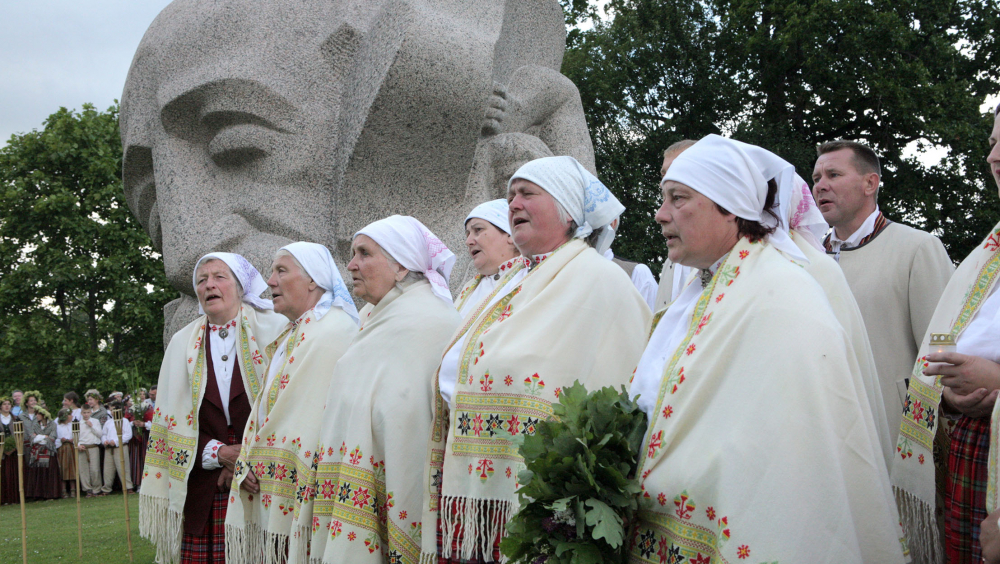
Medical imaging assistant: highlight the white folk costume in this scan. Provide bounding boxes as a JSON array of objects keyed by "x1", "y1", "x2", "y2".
[
  {"x1": 226, "y1": 242, "x2": 359, "y2": 564},
  {"x1": 140, "y1": 253, "x2": 286, "y2": 564},
  {"x1": 891, "y1": 220, "x2": 1000, "y2": 564},
  {"x1": 287, "y1": 216, "x2": 461, "y2": 564},
  {"x1": 630, "y1": 136, "x2": 904, "y2": 563},
  {"x1": 455, "y1": 200, "x2": 519, "y2": 318},
  {"x1": 420, "y1": 156, "x2": 652, "y2": 563},
  {"x1": 783, "y1": 176, "x2": 894, "y2": 467},
  {"x1": 827, "y1": 211, "x2": 953, "y2": 445}
]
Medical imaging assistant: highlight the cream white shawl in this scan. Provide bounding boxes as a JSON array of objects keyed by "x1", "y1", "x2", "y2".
[
  {"x1": 225, "y1": 307, "x2": 358, "y2": 564},
  {"x1": 139, "y1": 306, "x2": 286, "y2": 564},
  {"x1": 286, "y1": 280, "x2": 460, "y2": 564},
  {"x1": 419, "y1": 239, "x2": 651, "y2": 562},
  {"x1": 631, "y1": 237, "x2": 905, "y2": 563},
  {"x1": 892, "y1": 220, "x2": 1000, "y2": 564},
  {"x1": 791, "y1": 231, "x2": 894, "y2": 467}
]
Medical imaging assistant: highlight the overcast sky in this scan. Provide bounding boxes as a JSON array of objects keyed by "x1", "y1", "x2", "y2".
[
  {"x1": 0, "y1": 0, "x2": 173, "y2": 144},
  {"x1": 1, "y1": 2, "x2": 995, "y2": 155}
]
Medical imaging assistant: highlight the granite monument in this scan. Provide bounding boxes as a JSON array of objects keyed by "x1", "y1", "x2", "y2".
[{"x1": 120, "y1": 0, "x2": 595, "y2": 341}]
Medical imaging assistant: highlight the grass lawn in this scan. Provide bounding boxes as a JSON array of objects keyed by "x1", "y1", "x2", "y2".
[{"x1": 0, "y1": 493, "x2": 155, "y2": 563}]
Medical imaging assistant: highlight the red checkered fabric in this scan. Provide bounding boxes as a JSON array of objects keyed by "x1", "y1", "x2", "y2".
[
  {"x1": 180, "y1": 491, "x2": 229, "y2": 563},
  {"x1": 944, "y1": 415, "x2": 990, "y2": 564}
]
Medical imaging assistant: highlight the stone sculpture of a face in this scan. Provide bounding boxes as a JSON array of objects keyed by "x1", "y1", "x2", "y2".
[{"x1": 121, "y1": 0, "x2": 596, "y2": 341}]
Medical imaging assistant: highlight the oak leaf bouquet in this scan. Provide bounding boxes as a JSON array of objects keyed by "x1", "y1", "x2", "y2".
[{"x1": 500, "y1": 382, "x2": 648, "y2": 564}]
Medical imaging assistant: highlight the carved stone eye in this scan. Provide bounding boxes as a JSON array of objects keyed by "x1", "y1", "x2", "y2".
[
  {"x1": 207, "y1": 123, "x2": 273, "y2": 168},
  {"x1": 122, "y1": 144, "x2": 162, "y2": 250}
]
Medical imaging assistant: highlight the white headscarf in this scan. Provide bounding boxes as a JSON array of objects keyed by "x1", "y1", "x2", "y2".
[
  {"x1": 279, "y1": 242, "x2": 359, "y2": 325},
  {"x1": 662, "y1": 134, "x2": 808, "y2": 263},
  {"x1": 465, "y1": 199, "x2": 511, "y2": 235},
  {"x1": 355, "y1": 215, "x2": 456, "y2": 305},
  {"x1": 192, "y1": 252, "x2": 273, "y2": 313},
  {"x1": 508, "y1": 156, "x2": 625, "y2": 253}
]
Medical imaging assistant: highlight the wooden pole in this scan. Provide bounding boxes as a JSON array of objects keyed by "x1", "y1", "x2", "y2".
[
  {"x1": 12, "y1": 420, "x2": 27, "y2": 564},
  {"x1": 72, "y1": 421, "x2": 83, "y2": 558},
  {"x1": 113, "y1": 409, "x2": 134, "y2": 562},
  {"x1": 0, "y1": 430, "x2": 5, "y2": 514}
]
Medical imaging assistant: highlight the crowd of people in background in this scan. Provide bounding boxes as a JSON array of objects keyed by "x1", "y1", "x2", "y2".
[{"x1": 0, "y1": 385, "x2": 156, "y2": 504}]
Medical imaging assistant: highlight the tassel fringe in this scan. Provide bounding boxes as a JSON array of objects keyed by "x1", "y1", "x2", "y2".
[
  {"x1": 895, "y1": 486, "x2": 944, "y2": 564},
  {"x1": 225, "y1": 520, "x2": 305, "y2": 564},
  {"x1": 439, "y1": 495, "x2": 514, "y2": 564},
  {"x1": 139, "y1": 494, "x2": 184, "y2": 564}
]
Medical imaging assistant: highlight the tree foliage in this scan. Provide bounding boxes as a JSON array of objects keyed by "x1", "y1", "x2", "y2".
[
  {"x1": 563, "y1": 0, "x2": 1000, "y2": 269},
  {"x1": 0, "y1": 104, "x2": 176, "y2": 400}
]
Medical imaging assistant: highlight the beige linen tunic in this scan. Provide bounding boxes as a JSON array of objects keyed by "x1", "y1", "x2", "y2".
[{"x1": 834, "y1": 222, "x2": 953, "y2": 443}]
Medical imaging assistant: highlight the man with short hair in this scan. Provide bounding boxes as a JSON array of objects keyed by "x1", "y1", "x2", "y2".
[
  {"x1": 654, "y1": 140, "x2": 697, "y2": 310},
  {"x1": 76, "y1": 405, "x2": 103, "y2": 497},
  {"x1": 11, "y1": 390, "x2": 22, "y2": 417},
  {"x1": 812, "y1": 139, "x2": 953, "y2": 442},
  {"x1": 101, "y1": 400, "x2": 134, "y2": 494}
]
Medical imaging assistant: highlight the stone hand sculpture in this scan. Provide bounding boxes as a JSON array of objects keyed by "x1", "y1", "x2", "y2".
[{"x1": 120, "y1": 0, "x2": 595, "y2": 342}]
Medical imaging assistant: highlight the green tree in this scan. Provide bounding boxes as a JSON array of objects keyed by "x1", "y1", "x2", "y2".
[
  {"x1": 563, "y1": 0, "x2": 1000, "y2": 269},
  {"x1": 0, "y1": 104, "x2": 176, "y2": 401}
]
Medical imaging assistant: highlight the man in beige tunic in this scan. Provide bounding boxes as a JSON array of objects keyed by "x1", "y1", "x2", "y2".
[
  {"x1": 654, "y1": 140, "x2": 696, "y2": 309},
  {"x1": 812, "y1": 139, "x2": 953, "y2": 443}
]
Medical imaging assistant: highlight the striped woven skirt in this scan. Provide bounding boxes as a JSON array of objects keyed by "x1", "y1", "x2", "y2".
[{"x1": 57, "y1": 442, "x2": 76, "y2": 481}]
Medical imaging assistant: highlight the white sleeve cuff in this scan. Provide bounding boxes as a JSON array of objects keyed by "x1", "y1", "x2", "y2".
[{"x1": 202, "y1": 439, "x2": 225, "y2": 470}]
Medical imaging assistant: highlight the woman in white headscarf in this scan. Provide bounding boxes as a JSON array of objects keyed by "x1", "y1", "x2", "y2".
[
  {"x1": 628, "y1": 135, "x2": 904, "y2": 563},
  {"x1": 140, "y1": 252, "x2": 287, "y2": 564},
  {"x1": 226, "y1": 242, "x2": 359, "y2": 564},
  {"x1": 286, "y1": 216, "x2": 460, "y2": 564},
  {"x1": 420, "y1": 156, "x2": 652, "y2": 563},
  {"x1": 454, "y1": 199, "x2": 525, "y2": 318}
]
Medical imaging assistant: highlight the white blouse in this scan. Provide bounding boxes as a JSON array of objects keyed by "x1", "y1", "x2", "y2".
[
  {"x1": 440, "y1": 261, "x2": 530, "y2": 408},
  {"x1": 630, "y1": 257, "x2": 724, "y2": 421},
  {"x1": 208, "y1": 317, "x2": 238, "y2": 425},
  {"x1": 957, "y1": 281, "x2": 1000, "y2": 363}
]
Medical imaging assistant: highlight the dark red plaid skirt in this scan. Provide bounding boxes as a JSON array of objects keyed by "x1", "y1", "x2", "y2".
[
  {"x1": 181, "y1": 426, "x2": 237, "y2": 564},
  {"x1": 181, "y1": 490, "x2": 229, "y2": 564},
  {"x1": 944, "y1": 415, "x2": 990, "y2": 564}
]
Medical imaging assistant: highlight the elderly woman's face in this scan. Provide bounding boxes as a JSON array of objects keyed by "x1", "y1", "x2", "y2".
[
  {"x1": 655, "y1": 181, "x2": 739, "y2": 270},
  {"x1": 267, "y1": 254, "x2": 319, "y2": 321},
  {"x1": 507, "y1": 179, "x2": 571, "y2": 257},
  {"x1": 195, "y1": 260, "x2": 242, "y2": 323},
  {"x1": 989, "y1": 112, "x2": 1000, "y2": 192},
  {"x1": 465, "y1": 218, "x2": 516, "y2": 275},
  {"x1": 348, "y1": 235, "x2": 405, "y2": 305}
]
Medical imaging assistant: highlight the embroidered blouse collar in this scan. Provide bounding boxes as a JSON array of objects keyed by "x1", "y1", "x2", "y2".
[
  {"x1": 495, "y1": 256, "x2": 529, "y2": 279},
  {"x1": 208, "y1": 318, "x2": 237, "y2": 333}
]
